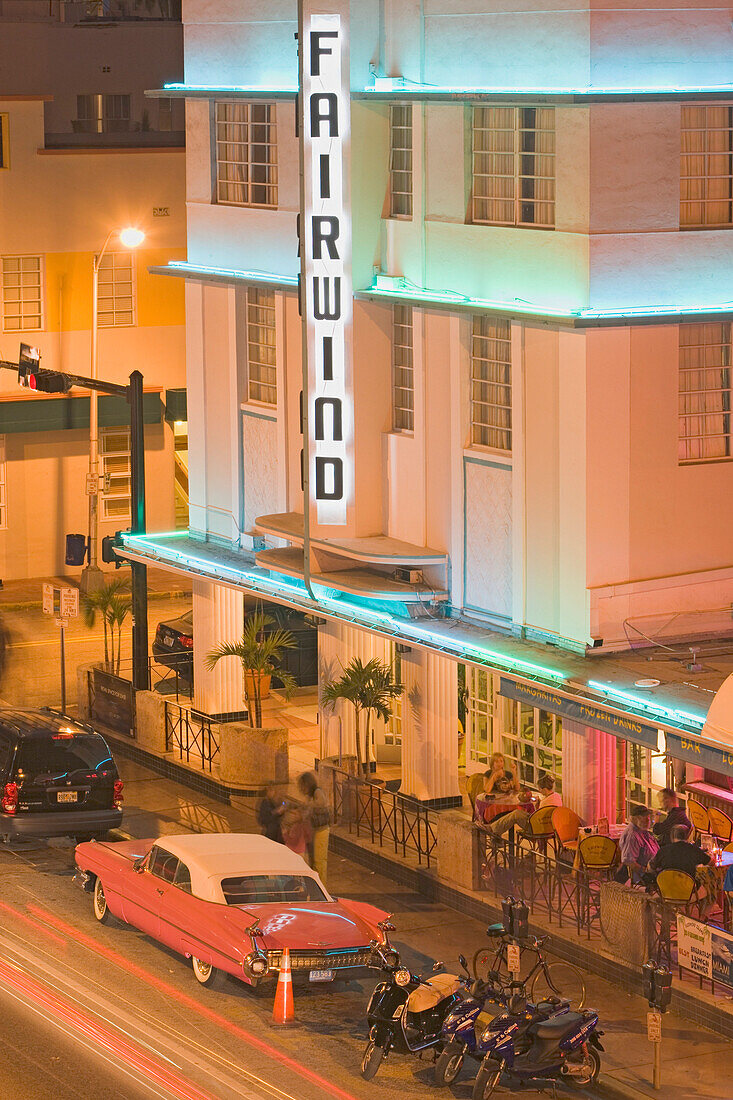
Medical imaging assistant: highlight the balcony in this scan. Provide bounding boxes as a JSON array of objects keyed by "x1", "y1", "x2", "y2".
[{"x1": 254, "y1": 512, "x2": 449, "y2": 609}]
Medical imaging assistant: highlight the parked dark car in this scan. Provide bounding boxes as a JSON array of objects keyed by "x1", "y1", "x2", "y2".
[
  {"x1": 152, "y1": 602, "x2": 317, "y2": 688},
  {"x1": 152, "y1": 608, "x2": 194, "y2": 681},
  {"x1": 0, "y1": 708, "x2": 123, "y2": 841}
]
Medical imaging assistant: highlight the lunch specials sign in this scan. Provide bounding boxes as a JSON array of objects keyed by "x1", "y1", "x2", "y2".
[
  {"x1": 300, "y1": 6, "x2": 352, "y2": 526},
  {"x1": 677, "y1": 914, "x2": 733, "y2": 990}
]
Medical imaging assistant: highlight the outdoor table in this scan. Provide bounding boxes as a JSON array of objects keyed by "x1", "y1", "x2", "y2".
[{"x1": 475, "y1": 797, "x2": 523, "y2": 826}]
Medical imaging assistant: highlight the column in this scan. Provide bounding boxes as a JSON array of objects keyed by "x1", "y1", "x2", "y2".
[
  {"x1": 563, "y1": 719, "x2": 617, "y2": 824},
  {"x1": 400, "y1": 648, "x2": 461, "y2": 805},
  {"x1": 192, "y1": 580, "x2": 244, "y2": 719}
]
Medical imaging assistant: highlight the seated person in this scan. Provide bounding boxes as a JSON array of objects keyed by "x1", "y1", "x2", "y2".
[
  {"x1": 489, "y1": 773, "x2": 561, "y2": 838},
  {"x1": 649, "y1": 825, "x2": 710, "y2": 877},
  {"x1": 481, "y1": 753, "x2": 520, "y2": 800},
  {"x1": 617, "y1": 804, "x2": 659, "y2": 885},
  {"x1": 652, "y1": 788, "x2": 692, "y2": 846}
]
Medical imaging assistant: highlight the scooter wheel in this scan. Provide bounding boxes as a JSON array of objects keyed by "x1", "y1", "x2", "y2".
[
  {"x1": 472, "y1": 1064, "x2": 506, "y2": 1100},
  {"x1": 435, "y1": 1043, "x2": 464, "y2": 1086},
  {"x1": 360, "y1": 1039, "x2": 386, "y2": 1080},
  {"x1": 563, "y1": 1047, "x2": 601, "y2": 1089}
]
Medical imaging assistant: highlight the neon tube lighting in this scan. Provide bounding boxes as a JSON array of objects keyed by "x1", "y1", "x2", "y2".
[
  {"x1": 120, "y1": 533, "x2": 566, "y2": 684},
  {"x1": 365, "y1": 77, "x2": 733, "y2": 97},
  {"x1": 163, "y1": 83, "x2": 298, "y2": 94},
  {"x1": 166, "y1": 261, "x2": 298, "y2": 288},
  {"x1": 588, "y1": 680, "x2": 705, "y2": 728}
]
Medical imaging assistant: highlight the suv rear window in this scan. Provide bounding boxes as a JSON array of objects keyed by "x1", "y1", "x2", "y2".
[{"x1": 13, "y1": 735, "x2": 118, "y2": 784}]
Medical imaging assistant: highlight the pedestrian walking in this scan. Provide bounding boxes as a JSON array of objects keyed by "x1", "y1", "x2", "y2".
[
  {"x1": 298, "y1": 771, "x2": 331, "y2": 886},
  {"x1": 257, "y1": 782, "x2": 286, "y2": 844}
]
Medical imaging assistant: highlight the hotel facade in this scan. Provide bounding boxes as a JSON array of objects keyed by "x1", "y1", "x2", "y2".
[{"x1": 127, "y1": 0, "x2": 733, "y2": 820}]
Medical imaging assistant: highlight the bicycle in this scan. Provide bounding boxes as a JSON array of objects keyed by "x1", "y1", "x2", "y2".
[{"x1": 472, "y1": 932, "x2": 586, "y2": 1009}]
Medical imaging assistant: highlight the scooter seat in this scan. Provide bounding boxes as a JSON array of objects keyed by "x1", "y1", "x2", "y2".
[
  {"x1": 407, "y1": 973, "x2": 463, "y2": 1013},
  {"x1": 531, "y1": 1012, "x2": 583, "y2": 1040}
]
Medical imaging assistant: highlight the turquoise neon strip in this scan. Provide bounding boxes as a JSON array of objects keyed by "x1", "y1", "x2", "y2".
[
  {"x1": 588, "y1": 680, "x2": 705, "y2": 730},
  {"x1": 163, "y1": 83, "x2": 298, "y2": 94},
  {"x1": 165, "y1": 261, "x2": 299, "y2": 288},
  {"x1": 120, "y1": 532, "x2": 567, "y2": 684},
  {"x1": 363, "y1": 79, "x2": 733, "y2": 97}
]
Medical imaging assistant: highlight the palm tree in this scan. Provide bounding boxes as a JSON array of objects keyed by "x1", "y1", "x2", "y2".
[
  {"x1": 82, "y1": 577, "x2": 132, "y2": 674},
  {"x1": 321, "y1": 657, "x2": 403, "y2": 776},
  {"x1": 205, "y1": 610, "x2": 298, "y2": 728}
]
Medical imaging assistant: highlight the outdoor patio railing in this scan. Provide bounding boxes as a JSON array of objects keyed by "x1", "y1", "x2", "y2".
[
  {"x1": 330, "y1": 768, "x2": 438, "y2": 868},
  {"x1": 164, "y1": 701, "x2": 219, "y2": 773}
]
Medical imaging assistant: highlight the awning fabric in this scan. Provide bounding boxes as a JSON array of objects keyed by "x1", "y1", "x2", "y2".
[{"x1": 666, "y1": 674, "x2": 733, "y2": 777}]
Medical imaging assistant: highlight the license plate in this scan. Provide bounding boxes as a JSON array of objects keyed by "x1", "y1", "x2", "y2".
[
  {"x1": 57, "y1": 791, "x2": 78, "y2": 803},
  {"x1": 309, "y1": 969, "x2": 334, "y2": 983},
  {"x1": 164, "y1": 636, "x2": 174, "y2": 647}
]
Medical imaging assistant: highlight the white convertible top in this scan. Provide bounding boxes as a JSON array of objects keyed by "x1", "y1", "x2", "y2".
[{"x1": 154, "y1": 832, "x2": 327, "y2": 903}]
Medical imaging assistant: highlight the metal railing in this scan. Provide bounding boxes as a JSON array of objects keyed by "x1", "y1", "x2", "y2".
[
  {"x1": 114, "y1": 656, "x2": 193, "y2": 704},
  {"x1": 330, "y1": 768, "x2": 438, "y2": 867},
  {"x1": 165, "y1": 701, "x2": 219, "y2": 773}
]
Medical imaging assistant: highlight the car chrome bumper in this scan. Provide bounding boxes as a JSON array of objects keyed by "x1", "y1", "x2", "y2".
[{"x1": 0, "y1": 808, "x2": 123, "y2": 839}]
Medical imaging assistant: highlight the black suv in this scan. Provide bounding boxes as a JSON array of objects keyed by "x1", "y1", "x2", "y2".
[{"x1": 0, "y1": 709, "x2": 123, "y2": 841}]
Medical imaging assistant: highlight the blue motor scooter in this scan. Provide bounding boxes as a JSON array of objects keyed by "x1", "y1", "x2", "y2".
[{"x1": 471, "y1": 987, "x2": 604, "y2": 1099}]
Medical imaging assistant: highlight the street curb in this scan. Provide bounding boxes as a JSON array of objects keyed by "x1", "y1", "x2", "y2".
[{"x1": 594, "y1": 1076, "x2": 654, "y2": 1100}]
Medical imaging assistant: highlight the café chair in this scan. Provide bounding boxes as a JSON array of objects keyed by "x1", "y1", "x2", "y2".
[
  {"x1": 552, "y1": 807, "x2": 582, "y2": 860},
  {"x1": 707, "y1": 806, "x2": 733, "y2": 844},
  {"x1": 466, "y1": 772, "x2": 485, "y2": 813},
  {"x1": 524, "y1": 805, "x2": 556, "y2": 857},
  {"x1": 578, "y1": 834, "x2": 619, "y2": 877},
  {"x1": 655, "y1": 869, "x2": 696, "y2": 964},
  {"x1": 686, "y1": 798, "x2": 711, "y2": 841}
]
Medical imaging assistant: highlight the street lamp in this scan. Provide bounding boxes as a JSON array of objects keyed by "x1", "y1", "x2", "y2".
[{"x1": 80, "y1": 225, "x2": 145, "y2": 596}]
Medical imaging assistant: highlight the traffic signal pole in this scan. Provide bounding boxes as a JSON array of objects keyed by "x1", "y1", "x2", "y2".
[{"x1": 1, "y1": 355, "x2": 150, "y2": 692}]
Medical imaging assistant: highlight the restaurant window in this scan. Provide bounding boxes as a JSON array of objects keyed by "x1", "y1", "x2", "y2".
[
  {"x1": 97, "y1": 251, "x2": 135, "y2": 327},
  {"x1": 215, "y1": 101, "x2": 278, "y2": 208},
  {"x1": 101, "y1": 428, "x2": 131, "y2": 520},
  {"x1": 246, "y1": 287, "x2": 277, "y2": 405},
  {"x1": 617, "y1": 741, "x2": 667, "y2": 821},
  {"x1": 470, "y1": 315, "x2": 511, "y2": 451},
  {"x1": 0, "y1": 114, "x2": 9, "y2": 169},
  {"x1": 385, "y1": 648, "x2": 403, "y2": 748},
  {"x1": 389, "y1": 103, "x2": 412, "y2": 218},
  {"x1": 679, "y1": 322, "x2": 732, "y2": 462},
  {"x1": 681, "y1": 104, "x2": 733, "y2": 228},
  {"x1": 466, "y1": 667, "x2": 496, "y2": 766},
  {"x1": 501, "y1": 702, "x2": 563, "y2": 793},
  {"x1": 392, "y1": 303, "x2": 414, "y2": 431},
  {"x1": 1, "y1": 256, "x2": 43, "y2": 332},
  {"x1": 472, "y1": 105, "x2": 555, "y2": 228},
  {"x1": 76, "y1": 94, "x2": 131, "y2": 134}
]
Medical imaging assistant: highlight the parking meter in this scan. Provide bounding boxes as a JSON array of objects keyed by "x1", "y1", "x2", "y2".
[
  {"x1": 654, "y1": 966, "x2": 672, "y2": 1012},
  {"x1": 513, "y1": 899, "x2": 529, "y2": 940},
  {"x1": 642, "y1": 960, "x2": 656, "y2": 1005},
  {"x1": 502, "y1": 896, "x2": 516, "y2": 931}
]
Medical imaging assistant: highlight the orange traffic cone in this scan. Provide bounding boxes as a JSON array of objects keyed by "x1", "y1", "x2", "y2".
[{"x1": 272, "y1": 947, "x2": 295, "y2": 1025}]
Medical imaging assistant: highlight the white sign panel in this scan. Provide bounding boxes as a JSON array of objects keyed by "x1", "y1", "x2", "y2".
[
  {"x1": 301, "y1": 8, "x2": 352, "y2": 526},
  {"x1": 59, "y1": 586, "x2": 79, "y2": 619},
  {"x1": 507, "y1": 943, "x2": 521, "y2": 975},
  {"x1": 646, "y1": 1010, "x2": 662, "y2": 1042},
  {"x1": 42, "y1": 583, "x2": 54, "y2": 616},
  {"x1": 677, "y1": 913, "x2": 733, "y2": 988}
]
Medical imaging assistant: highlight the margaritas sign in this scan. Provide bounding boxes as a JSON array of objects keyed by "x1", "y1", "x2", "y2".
[{"x1": 301, "y1": 7, "x2": 352, "y2": 525}]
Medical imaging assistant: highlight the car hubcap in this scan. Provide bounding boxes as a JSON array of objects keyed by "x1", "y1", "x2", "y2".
[
  {"x1": 94, "y1": 881, "x2": 106, "y2": 917},
  {"x1": 195, "y1": 959, "x2": 211, "y2": 980}
]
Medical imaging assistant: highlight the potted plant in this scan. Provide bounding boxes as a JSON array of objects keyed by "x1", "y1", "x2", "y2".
[
  {"x1": 321, "y1": 657, "x2": 402, "y2": 776},
  {"x1": 82, "y1": 576, "x2": 131, "y2": 675},
  {"x1": 205, "y1": 609, "x2": 298, "y2": 728}
]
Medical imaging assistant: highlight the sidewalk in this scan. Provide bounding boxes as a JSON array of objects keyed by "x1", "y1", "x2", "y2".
[
  {"x1": 0, "y1": 566, "x2": 191, "y2": 610},
  {"x1": 114, "y1": 755, "x2": 730, "y2": 1100}
]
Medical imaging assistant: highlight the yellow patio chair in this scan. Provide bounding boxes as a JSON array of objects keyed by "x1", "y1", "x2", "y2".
[
  {"x1": 466, "y1": 772, "x2": 485, "y2": 812},
  {"x1": 686, "y1": 798, "x2": 710, "y2": 841},
  {"x1": 708, "y1": 806, "x2": 733, "y2": 844}
]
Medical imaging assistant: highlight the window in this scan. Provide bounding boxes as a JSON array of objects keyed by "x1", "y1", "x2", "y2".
[
  {"x1": 76, "y1": 94, "x2": 131, "y2": 134},
  {"x1": 466, "y1": 667, "x2": 496, "y2": 766},
  {"x1": 0, "y1": 436, "x2": 6, "y2": 531},
  {"x1": 472, "y1": 106, "x2": 555, "y2": 228},
  {"x1": 0, "y1": 114, "x2": 8, "y2": 169},
  {"x1": 97, "y1": 251, "x2": 135, "y2": 327},
  {"x1": 220, "y1": 874, "x2": 327, "y2": 904},
  {"x1": 679, "y1": 322, "x2": 732, "y2": 462},
  {"x1": 246, "y1": 287, "x2": 276, "y2": 405},
  {"x1": 149, "y1": 847, "x2": 179, "y2": 883},
  {"x1": 681, "y1": 104, "x2": 733, "y2": 228},
  {"x1": 617, "y1": 742, "x2": 667, "y2": 822},
  {"x1": 158, "y1": 96, "x2": 173, "y2": 132},
  {"x1": 392, "y1": 303, "x2": 414, "y2": 431},
  {"x1": 173, "y1": 860, "x2": 192, "y2": 893},
  {"x1": 501, "y1": 703, "x2": 563, "y2": 793},
  {"x1": 1, "y1": 256, "x2": 43, "y2": 332},
  {"x1": 101, "y1": 428, "x2": 131, "y2": 520},
  {"x1": 389, "y1": 103, "x2": 412, "y2": 218},
  {"x1": 215, "y1": 101, "x2": 278, "y2": 208},
  {"x1": 470, "y1": 315, "x2": 511, "y2": 451},
  {"x1": 385, "y1": 648, "x2": 403, "y2": 748}
]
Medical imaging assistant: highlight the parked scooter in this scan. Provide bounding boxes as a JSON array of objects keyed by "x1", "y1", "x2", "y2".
[
  {"x1": 435, "y1": 977, "x2": 571, "y2": 1088},
  {"x1": 361, "y1": 934, "x2": 471, "y2": 1080},
  {"x1": 471, "y1": 985, "x2": 604, "y2": 1099}
]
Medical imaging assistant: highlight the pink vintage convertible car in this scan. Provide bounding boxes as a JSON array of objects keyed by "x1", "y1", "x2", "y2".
[{"x1": 75, "y1": 832, "x2": 389, "y2": 989}]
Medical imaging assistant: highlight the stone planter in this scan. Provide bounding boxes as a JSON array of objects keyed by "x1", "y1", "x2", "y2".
[
  {"x1": 244, "y1": 670, "x2": 271, "y2": 705},
  {"x1": 218, "y1": 721, "x2": 288, "y2": 791}
]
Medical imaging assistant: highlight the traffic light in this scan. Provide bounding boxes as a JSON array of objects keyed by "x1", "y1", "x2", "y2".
[
  {"x1": 101, "y1": 531, "x2": 126, "y2": 567},
  {"x1": 18, "y1": 342, "x2": 40, "y2": 388},
  {"x1": 65, "y1": 533, "x2": 87, "y2": 567}
]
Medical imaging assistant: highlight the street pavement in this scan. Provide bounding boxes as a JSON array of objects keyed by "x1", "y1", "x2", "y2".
[{"x1": 0, "y1": 757, "x2": 728, "y2": 1100}]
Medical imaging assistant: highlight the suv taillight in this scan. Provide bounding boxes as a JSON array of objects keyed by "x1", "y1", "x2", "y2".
[
  {"x1": 113, "y1": 779, "x2": 124, "y2": 809},
  {"x1": 2, "y1": 782, "x2": 18, "y2": 815}
]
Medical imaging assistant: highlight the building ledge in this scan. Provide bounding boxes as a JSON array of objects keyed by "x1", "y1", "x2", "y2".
[
  {"x1": 255, "y1": 512, "x2": 448, "y2": 566},
  {"x1": 255, "y1": 546, "x2": 448, "y2": 604}
]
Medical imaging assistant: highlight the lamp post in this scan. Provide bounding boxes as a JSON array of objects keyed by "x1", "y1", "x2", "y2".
[{"x1": 80, "y1": 226, "x2": 145, "y2": 596}]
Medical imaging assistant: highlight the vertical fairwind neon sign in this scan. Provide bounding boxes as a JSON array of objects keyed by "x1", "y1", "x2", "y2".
[{"x1": 298, "y1": 2, "x2": 352, "y2": 536}]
